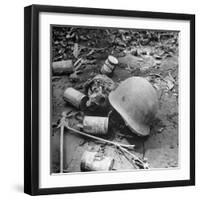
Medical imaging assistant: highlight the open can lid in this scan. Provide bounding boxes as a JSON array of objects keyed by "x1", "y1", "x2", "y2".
[{"x1": 108, "y1": 55, "x2": 118, "y2": 65}]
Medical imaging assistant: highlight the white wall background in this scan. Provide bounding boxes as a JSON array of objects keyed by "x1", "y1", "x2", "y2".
[{"x1": 0, "y1": 0, "x2": 199, "y2": 199}]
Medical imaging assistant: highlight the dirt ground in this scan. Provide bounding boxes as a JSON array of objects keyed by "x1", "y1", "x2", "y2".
[{"x1": 51, "y1": 27, "x2": 179, "y2": 173}]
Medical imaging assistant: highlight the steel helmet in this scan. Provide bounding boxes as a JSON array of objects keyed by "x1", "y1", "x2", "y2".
[{"x1": 109, "y1": 77, "x2": 158, "y2": 136}]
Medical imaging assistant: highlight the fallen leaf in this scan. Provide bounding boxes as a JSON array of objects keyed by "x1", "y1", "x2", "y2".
[{"x1": 73, "y1": 43, "x2": 80, "y2": 58}]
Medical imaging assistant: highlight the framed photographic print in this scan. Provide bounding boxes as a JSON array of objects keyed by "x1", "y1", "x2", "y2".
[{"x1": 24, "y1": 4, "x2": 195, "y2": 195}]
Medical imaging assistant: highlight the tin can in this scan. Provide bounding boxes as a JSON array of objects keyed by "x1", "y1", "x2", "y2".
[
  {"x1": 101, "y1": 55, "x2": 118, "y2": 76},
  {"x1": 107, "y1": 55, "x2": 118, "y2": 67},
  {"x1": 63, "y1": 87, "x2": 88, "y2": 110},
  {"x1": 101, "y1": 63, "x2": 112, "y2": 75},
  {"x1": 80, "y1": 151, "x2": 114, "y2": 171},
  {"x1": 83, "y1": 116, "x2": 109, "y2": 135},
  {"x1": 52, "y1": 60, "x2": 74, "y2": 75}
]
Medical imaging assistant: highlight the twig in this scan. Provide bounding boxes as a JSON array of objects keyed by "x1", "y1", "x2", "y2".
[
  {"x1": 60, "y1": 125, "x2": 64, "y2": 173},
  {"x1": 118, "y1": 146, "x2": 149, "y2": 169},
  {"x1": 75, "y1": 59, "x2": 86, "y2": 71},
  {"x1": 74, "y1": 58, "x2": 82, "y2": 67},
  {"x1": 86, "y1": 49, "x2": 95, "y2": 57},
  {"x1": 63, "y1": 123, "x2": 135, "y2": 150},
  {"x1": 117, "y1": 147, "x2": 137, "y2": 168}
]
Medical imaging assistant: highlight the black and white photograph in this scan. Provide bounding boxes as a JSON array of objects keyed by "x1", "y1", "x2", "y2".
[
  {"x1": 51, "y1": 26, "x2": 179, "y2": 173},
  {"x1": 23, "y1": 5, "x2": 195, "y2": 195}
]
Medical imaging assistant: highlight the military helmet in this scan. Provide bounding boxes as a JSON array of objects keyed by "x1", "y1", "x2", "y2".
[{"x1": 109, "y1": 77, "x2": 158, "y2": 136}]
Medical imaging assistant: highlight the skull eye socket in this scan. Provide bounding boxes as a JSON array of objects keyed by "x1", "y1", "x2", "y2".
[{"x1": 98, "y1": 96, "x2": 106, "y2": 104}]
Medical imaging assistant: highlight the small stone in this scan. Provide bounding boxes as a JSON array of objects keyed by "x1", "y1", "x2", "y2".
[{"x1": 157, "y1": 127, "x2": 164, "y2": 133}]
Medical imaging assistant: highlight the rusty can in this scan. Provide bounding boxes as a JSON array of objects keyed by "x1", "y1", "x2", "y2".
[
  {"x1": 101, "y1": 55, "x2": 118, "y2": 76},
  {"x1": 80, "y1": 151, "x2": 114, "y2": 171},
  {"x1": 83, "y1": 116, "x2": 109, "y2": 135},
  {"x1": 63, "y1": 87, "x2": 88, "y2": 110},
  {"x1": 52, "y1": 60, "x2": 74, "y2": 75}
]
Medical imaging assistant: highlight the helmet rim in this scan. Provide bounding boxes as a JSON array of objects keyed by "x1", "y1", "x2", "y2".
[{"x1": 109, "y1": 92, "x2": 150, "y2": 136}]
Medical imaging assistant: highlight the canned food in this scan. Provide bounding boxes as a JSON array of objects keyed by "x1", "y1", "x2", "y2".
[
  {"x1": 101, "y1": 55, "x2": 118, "y2": 76},
  {"x1": 107, "y1": 55, "x2": 118, "y2": 66},
  {"x1": 63, "y1": 87, "x2": 88, "y2": 110},
  {"x1": 52, "y1": 60, "x2": 74, "y2": 75},
  {"x1": 105, "y1": 59, "x2": 115, "y2": 71},
  {"x1": 80, "y1": 151, "x2": 114, "y2": 171},
  {"x1": 83, "y1": 116, "x2": 109, "y2": 135},
  {"x1": 100, "y1": 63, "x2": 112, "y2": 75}
]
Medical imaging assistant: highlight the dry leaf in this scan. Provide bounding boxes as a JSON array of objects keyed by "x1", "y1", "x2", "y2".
[{"x1": 73, "y1": 43, "x2": 80, "y2": 58}]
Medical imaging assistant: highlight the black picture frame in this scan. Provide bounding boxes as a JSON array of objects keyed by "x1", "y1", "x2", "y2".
[{"x1": 24, "y1": 4, "x2": 195, "y2": 196}]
